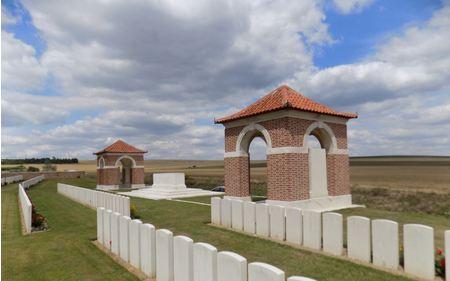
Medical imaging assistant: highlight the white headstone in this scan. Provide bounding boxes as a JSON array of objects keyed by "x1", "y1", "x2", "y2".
[
  {"x1": 285, "y1": 207, "x2": 302, "y2": 245},
  {"x1": 322, "y1": 212, "x2": 343, "y2": 256},
  {"x1": 445, "y1": 230, "x2": 449, "y2": 281},
  {"x1": 211, "y1": 197, "x2": 222, "y2": 225},
  {"x1": 217, "y1": 251, "x2": 247, "y2": 281},
  {"x1": 103, "y1": 210, "x2": 112, "y2": 249},
  {"x1": 372, "y1": 219, "x2": 398, "y2": 270},
  {"x1": 97, "y1": 207, "x2": 105, "y2": 244},
  {"x1": 110, "y1": 212, "x2": 121, "y2": 255},
  {"x1": 140, "y1": 223, "x2": 156, "y2": 278},
  {"x1": 269, "y1": 205, "x2": 285, "y2": 241},
  {"x1": 124, "y1": 196, "x2": 130, "y2": 217},
  {"x1": 193, "y1": 242, "x2": 217, "y2": 281},
  {"x1": 302, "y1": 210, "x2": 321, "y2": 250},
  {"x1": 174, "y1": 235, "x2": 193, "y2": 281},
  {"x1": 156, "y1": 229, "x2": 174, "y2": 281},
  {"x1": 256, "y1": 204, "x2": 270, "y2": 237},
  {"x1": 221, "y1": 199, "x2": 232, "y2": 228},
  {"x1": 119, "y1": 216, "x2": 131, "y2": 262},
  {"x1": 129, "y1": 219, "x2": 142, "y2": 268},
  {"x1": 403, "y1": 224, "x2": 434, "y2": 280},
  {"x1": 232, "y1": 200, "x2": 244, "y2": 231},
  {"x1": 248, "y1": 262, "x2": 285, "y2": 281},
  {"x1": 243, "y1": 201, "x2": 256, "y2": 234},
  {"x1": 347, "y1": 216, "x2": 371, "y2": 263}
]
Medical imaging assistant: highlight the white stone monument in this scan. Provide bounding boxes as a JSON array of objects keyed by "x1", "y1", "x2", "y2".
[{"x1": 119, "y1": 173, "x2": 223, "y2": 200}]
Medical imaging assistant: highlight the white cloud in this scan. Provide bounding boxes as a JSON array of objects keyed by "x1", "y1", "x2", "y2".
[
  {"x1": 2, "y1": 1, "x2": 450, "y2": 158},
  {"x1": 333, "y1": 0, "x2": 375, "y2": 14},
  {"x1": 1, "y1": 31, "x2": 47, "y2": 90}
]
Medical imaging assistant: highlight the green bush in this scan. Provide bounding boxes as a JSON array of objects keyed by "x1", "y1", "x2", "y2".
[
  {"x1": 27, "y1": 166, "x2": 40, "y2": 172},
  {"x1": 130, "y1": 204, "x2": 140, "y2": 219}
]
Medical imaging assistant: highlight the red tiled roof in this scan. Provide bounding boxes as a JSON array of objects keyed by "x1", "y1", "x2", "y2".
[
  {"x1": 94, "y1": 140, "x2": 147, "y2": 155},
  {"x1": 215, "y1": 85, "x2": 357, "y2": 123}
]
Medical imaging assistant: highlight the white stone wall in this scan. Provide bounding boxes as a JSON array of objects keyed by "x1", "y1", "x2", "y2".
[
  {"x1": 57, "y1": 183, "x2": 130, "y2": 216},
  {"x1": 98, "y1": 207, "x2": 316, "y2": 281}
]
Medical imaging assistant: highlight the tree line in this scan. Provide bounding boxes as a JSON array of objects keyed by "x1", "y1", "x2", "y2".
[{"x1": 1, "y1": 157, "x2": 79, "y2": 164}]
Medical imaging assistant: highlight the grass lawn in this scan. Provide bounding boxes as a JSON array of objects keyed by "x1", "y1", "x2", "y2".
[{"x1": 1, "y1": 181, "x2": 138, "y2": 281}]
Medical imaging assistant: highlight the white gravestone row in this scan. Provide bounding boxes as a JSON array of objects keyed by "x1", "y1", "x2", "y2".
[
  {"x1": 211, "y1": 197, "x2": 446, "y2": 281},
  {"x1": 97, "y1": 207, "x2": 316, "y2": 281},
  {"x1": 18, "y1": 176, "x2": 45, "y2": 234},
  {"x1": 57, "y1": 183, "x2": 130, "y2": 216}
]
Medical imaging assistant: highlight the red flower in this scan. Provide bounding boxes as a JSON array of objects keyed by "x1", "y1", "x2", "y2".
[
  {"x1": 436, "y1": 248, "x2": 443, "y2": 255},
  {"x1": 440, "y1": 258, "x2": 445, "y2": 268}
]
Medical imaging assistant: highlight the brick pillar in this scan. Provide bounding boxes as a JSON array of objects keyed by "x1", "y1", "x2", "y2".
[
  {"x1": 131, "y1": 168, "x2": 145, "y2": 185},
  {"x1": 224, "y1": 156, "x2": 250, "y2": 197},
  {"x1": 267, "y1": 153, "x2": 309, "y2": 201},
  {"x1": 326, "y1": 154, "x2": 350, "y2": 196}
]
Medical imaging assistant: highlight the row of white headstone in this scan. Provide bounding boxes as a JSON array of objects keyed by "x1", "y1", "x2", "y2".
[
  {"x1": 211, "y1": 197, "x2": 450, "y2": 281},
  {"x1": 18, "y1": 175, "x2": 45, "y2": 233},
  {"x1": 57, "y1": 183, "x2": 130, "y2": 217},
  {"x1": 1, "y1": 175, "x2": 23, "y2": 185},
  {"x1": 97, "y1": 207, "x2": 317, "y2": 281}
]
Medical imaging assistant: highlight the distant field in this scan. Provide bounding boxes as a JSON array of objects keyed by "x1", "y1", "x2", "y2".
[{"x1": 3, "y1": 156, "x2": 450, "y2": 193}]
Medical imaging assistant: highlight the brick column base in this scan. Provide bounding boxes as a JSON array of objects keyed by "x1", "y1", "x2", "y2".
[{"x1": 224, "y1": 156, "x2": 250, "y2": 197}]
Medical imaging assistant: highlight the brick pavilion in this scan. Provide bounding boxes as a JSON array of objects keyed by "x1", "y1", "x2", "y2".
[
  {"x1": 215, "y1": 85, "x2": 358, "y2": 209},
  {"x1": 94, "y1": 140, "x2": 147, "y2": 190}
]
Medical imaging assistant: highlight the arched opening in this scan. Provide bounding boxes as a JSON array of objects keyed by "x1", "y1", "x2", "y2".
[
  {"x1": 305, "y1": 124, "x2": 335, "y2": 199},
  {"x1": 99, "y1": 157, "x2": 105, "y2": 169},
  {"x1": 248, "y1": 136, "x2": 267, "y2": 201},
  {"x1": 116, "y1": 156, "x2": 135, "y2": 188}
]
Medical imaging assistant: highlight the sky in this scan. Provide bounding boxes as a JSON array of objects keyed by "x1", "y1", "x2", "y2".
[{"x1": 1, "y1": 0, "x2": 450, "y2": 160}]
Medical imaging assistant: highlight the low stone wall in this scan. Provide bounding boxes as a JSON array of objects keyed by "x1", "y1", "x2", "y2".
[
  {"x1": 2, "y1": 171, "x2": 85, "y2": 180},
  {"x1": 97, "y1": 207, "x2": 316, "y2": 281},
  {"x1": 211, "y1": 197, "x2": 449, "y2": 281}
]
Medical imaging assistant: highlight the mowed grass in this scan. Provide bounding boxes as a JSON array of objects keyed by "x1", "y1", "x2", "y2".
[{"x1": 1, "y1": 181, "x2": 138, "y2": 281}]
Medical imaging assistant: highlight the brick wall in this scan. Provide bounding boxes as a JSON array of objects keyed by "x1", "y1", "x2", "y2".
[
  {"x1": 326, "y1": 154, "x2": 350, "y2": 196},
  {"x1": 267, "y1": 153, "x2": 309, "y2": 200},
  {"x1": 131, "y1": 168, "x2": 145, "y2": 184},
  {"x1": 224, "y1": 156, "x2": 250, "y2": 197}
]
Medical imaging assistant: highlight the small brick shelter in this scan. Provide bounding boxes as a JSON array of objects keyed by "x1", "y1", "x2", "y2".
[
  {"x1": 95, "y1": 140, "x2": 147, "y2": 190},
  {"x1": 215, "y1": 85, "x2": 357, "y2": 206}
]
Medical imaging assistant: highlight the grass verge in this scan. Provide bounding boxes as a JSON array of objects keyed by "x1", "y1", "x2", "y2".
[{"x1": 1, "y1": 181, "x2": 138, "y2": 281}]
